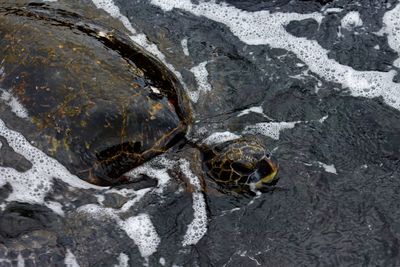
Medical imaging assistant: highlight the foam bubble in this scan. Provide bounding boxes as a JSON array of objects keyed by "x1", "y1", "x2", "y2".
[
  {"x1": 0, "y1": 119, "x2": 102, "y2": 214},
  {"x1": 341, "y1": 11, "x2": 363, "y2": 30},
  {"x1": 151, "y1": 0, "x2": 400, "y2": 111},
  {"x1": 64, "y1": 249, "x2": 80, "y2": 267},
  {"x1": 0, "y1": 89, "x2": 29, "y2": 119},
  {"x1": 114, "y1": 253, "x2": 129, "y2": 267},
  {"x1": 181, "y1": 38, "x2": 190, "y2": 56},
  {"x1": 190, "y1": 61, "x2": 212, "y2": 103},
  {"x1": 179, "y1": 159, "x2": 207, "y2": 246},
  {"x1": 119, "y1": 213, "x2": 161, "y2": 258},
  {"x1": 244, "y1": 121, "x2": 299, "y2": 140},
  {"x1": 202, "y1": 131, "x2": 241, "y2": 145}
]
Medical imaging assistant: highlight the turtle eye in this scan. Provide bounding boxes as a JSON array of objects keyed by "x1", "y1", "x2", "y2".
[{"x1": 231, "y1": 162, "x2": 254, "y2": 174}]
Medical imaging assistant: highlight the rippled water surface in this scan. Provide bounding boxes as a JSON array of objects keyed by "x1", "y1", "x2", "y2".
[{"x1": 0, "y1": 0, "x2": 400, "y2": 266}]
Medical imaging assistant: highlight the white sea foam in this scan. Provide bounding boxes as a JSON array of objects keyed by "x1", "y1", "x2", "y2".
[
  {"x1": 341, "y1": 11, "x2": 363, "y2": 30},
  {"x1": 237, "y1": 106, "x2": 274, "y2": 120},
  {"x1": 179, "y1": 159, "x2": 207, "y2": 246},
  {"x1": 64, "y1": 249, "x2": 80, "y2": 267},
  {"x1": 323, "y1": 8, "x2": 343, "y2": 14},
  {"x1": 238, "y1": 106, "x2": 262, "y2": 117},
  {"x1": 151, "y1": 0, "x2": 400, "y2": 111},
  {"x1": 382, "y1": 2, "x2": 400, "y2": 69},
  {"x1": 181, "y1": 38, "x2": 190, "y2": 56},
  {"x1": 118, "y1": 188, "x2": 152, "y2": 213},
  {"x1": 114, "y1": 253, "x2": 129, "y2": 267},
  {"x1": 159, "y1": 257, "x2": 166, "y2": 266},
  {"x1": 119, "y1": 214, "x2": 161, "y2": 258},
  {"x1": 0, "y1": 119, "x2": 102, "y2": 214},
  {"x1": 317, "y1": 161, "x2": 337, "y2": 174},
  {"x1": 78, "y1": 197, "x2": 161, "y2": 258},
  {"x1": 382, "y1": 3, "x2": 400, "y2": 54},
  {"x1": 319, "y1": 115, "x2": 328, "y2": 123},
  {"x1": 243, "y1": 121, "x2": 299, "y2": 140},
  {"x1": 202, "y1": 131, "x2": 241, "y2": 145},
  {"x1": 0, "y1": 89, "x2": 29, "y2": 119},
  {"x1": 91, "y1": 0, "x2": 188, "y2": 97},
  {"x1": 17, "y1": 253, "x2": 24, "y2": 267},
  {"x1": 189, "y1": 61, "x2": 212, "y2": 102},
  {"x1": 126, "y1": 156, "x2": 175, "y2": 191}
]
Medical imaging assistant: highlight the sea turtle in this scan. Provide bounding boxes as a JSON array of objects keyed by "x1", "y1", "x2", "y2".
[{"x1": 0, "y1": 3, "x2": 278, "y2": 190}]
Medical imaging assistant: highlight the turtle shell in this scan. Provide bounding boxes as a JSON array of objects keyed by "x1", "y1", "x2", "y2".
[{"x1": 0, "y1": 4, "x2": 191, "y2": 185}]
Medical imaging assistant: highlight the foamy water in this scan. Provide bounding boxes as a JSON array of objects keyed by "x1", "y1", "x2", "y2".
[
  {"x1": 189, "y1": 61, "x2": 212, "y2": 102},
  {"x1": 2, "y1": 0, "x2": 399, "y2": 264},
  {"x1": 151, "y1": 0, "x2": 400, "y2": 111},
  {"x1": 0, "y1": 89, "x2": 29, "y2": 119}
]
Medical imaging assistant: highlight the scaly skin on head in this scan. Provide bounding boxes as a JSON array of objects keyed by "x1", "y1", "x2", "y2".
[{"x1": 202, "y1": 138, "x2": 279, "y2": 190}]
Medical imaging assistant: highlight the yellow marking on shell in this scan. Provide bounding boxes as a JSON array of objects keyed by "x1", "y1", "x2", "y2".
[{"x1": 149, "y1": 102, "x2": 164, "y2": 120}]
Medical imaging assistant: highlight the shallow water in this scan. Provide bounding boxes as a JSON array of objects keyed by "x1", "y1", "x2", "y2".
[{"x1": 0, "y1": 0, "x2": 400, "y2": 266}]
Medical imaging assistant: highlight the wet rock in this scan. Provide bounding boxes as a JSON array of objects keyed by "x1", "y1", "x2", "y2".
[
  {"x1": 286, "y1": 18, "x2": 319, "y2": 39},
  {"x1": 0, "y1": 204, "x2": 60, "y2": 238}
]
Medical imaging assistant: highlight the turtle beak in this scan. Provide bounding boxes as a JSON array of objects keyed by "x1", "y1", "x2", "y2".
[{"x1": 249, "y1": 156, "x2": 279, "y2": 189}]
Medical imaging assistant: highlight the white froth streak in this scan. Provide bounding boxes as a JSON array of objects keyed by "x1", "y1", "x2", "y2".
[
  {"x1": 237, "y1": 106, "x2": 274, "y2": 120},
  {"x1": 119, "y1": 214, "x2": 161, "y2": 258},
  {"x1": 0, "y1": 89, "x2": 29, "y2": 119},
  {"x1": 237, "y1": 106, "x2": 264, "y2": 117},
  {"x1": 202, "y1": 131, "x2": 241, "y2": 145},
  {"x1": 126, "y1": 156, "x2": 175, "y2": 191},
  {"x1": 189, "y1": 61, "x2": 212, "y2": 102},
  {"x1": 179, "y1": 159, "x2": 207, "y2": 246},
  {"x1": 341, "y1": 11, "x2": 363, "y2": 30},
  {"x1": 181, "y1": 38, "x2": 190, "y2": 56},
  {"x1": 317, "y1": 161, "x2": 337, "y2": 174},
  {"x1": 114, "y1": 253, "x2": 129, "y2": 267},
  {"x1": 151, "y1": 0, "x2": 400, "y2": 111},
  {"x1": 17, "y1": 253, "x2": 24, "y2": 267},
  {"x1": 244, "y1": 121, "x2": 299, "y2": 140},
  {"x1": 0, "y1": 119, "x2": 102, "y2": 214},
  {"x1": 382, "y1": 3, "x2": 400, "y2": 68},
  {"x1": 64, "y1": 249, "x2": 80, "y2": 267},
  {"x1": 91, "y1": 0, "x2": 188, "y2": 96},
  {"x1": 78, "y1": 205, "x2": 161, "y2": 258}
]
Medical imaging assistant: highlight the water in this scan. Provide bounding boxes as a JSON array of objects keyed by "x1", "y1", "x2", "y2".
[{"x1": 0, "y1": 0, "x2": 400, "y2": 266}]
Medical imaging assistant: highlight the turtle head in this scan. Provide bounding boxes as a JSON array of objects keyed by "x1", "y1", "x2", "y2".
[{"x1": 203, "y1": 138, "x2": 279, "y2": 189}]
